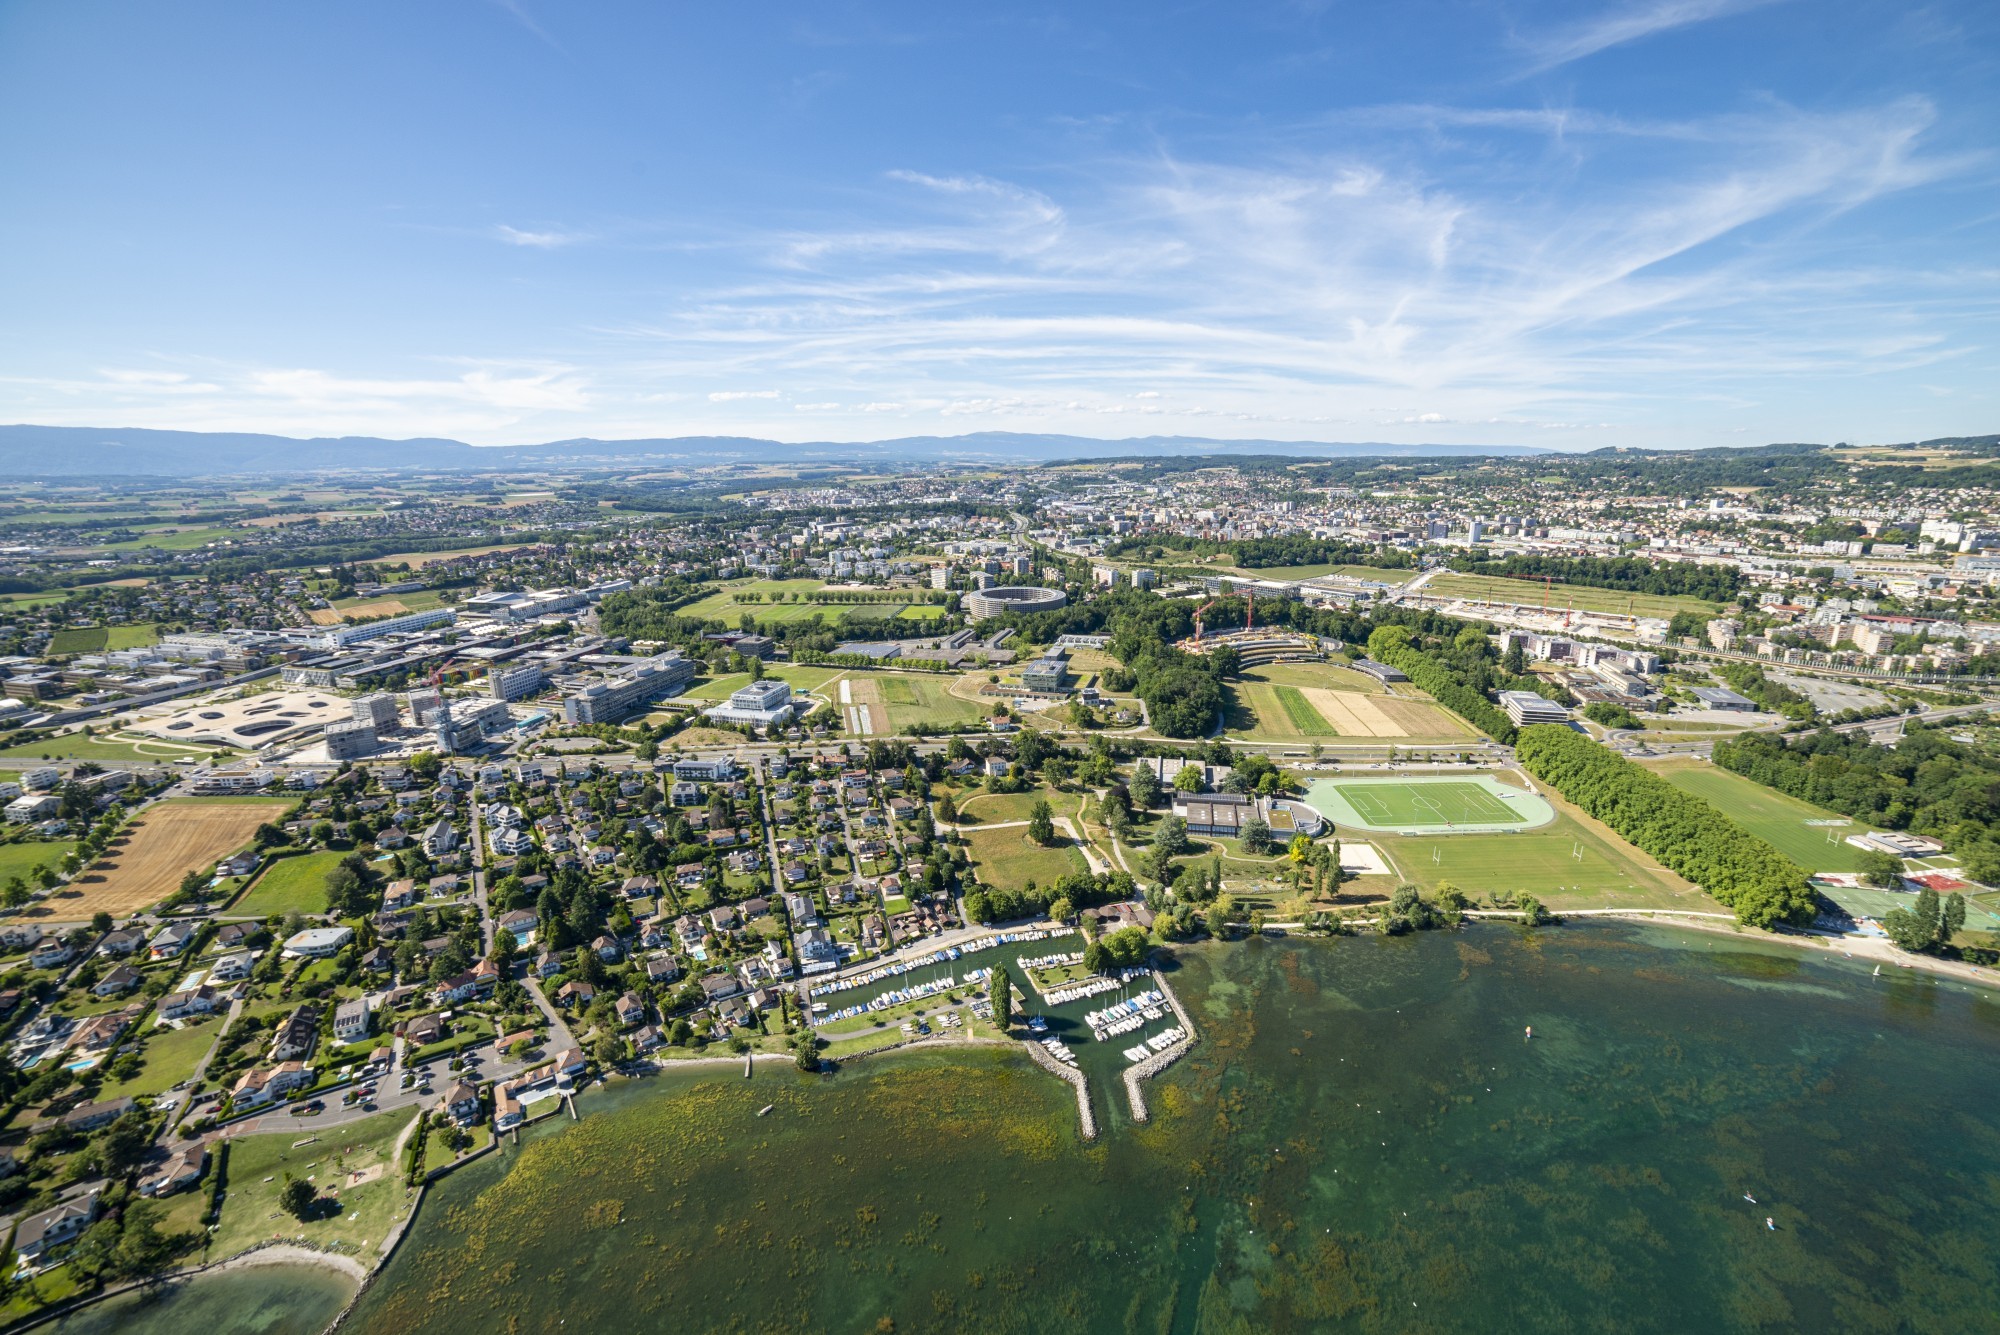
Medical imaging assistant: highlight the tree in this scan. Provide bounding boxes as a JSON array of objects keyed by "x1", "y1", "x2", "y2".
[
  {"x1": 936, "y1": 792, "x2": 958, "y2": 825},
  {"x1": 1884, "y1": 888, "x2": 1943, "y2": 953},
  {"x1": 1518, "y1": 894, "x2": 1551, "y2": 926},
  {"x1": 1240, "y1": 816, "x2": 1271, "y2": 856},
  {"x1": 793, "y1": 1030, "x2": 820, "y2": 1072},
  {"x1": 1942, "y1": 891, "x2": 1967, "y2": 947},
  {"x1": 1047, "y1": 895, "x2": 1073, "y2": 924},
  {"x1": 279, "y1": 1174, "x2": 318, "y2": 1219},
  {"x1": 1858, "y1": 851, "x2": 1905, "y2": 890},
  {"x1": 1128, "y1": 763, "x2": 1162, "y2": 810},
  {"x1": 1154, "y1": 815, "x2": 1191, "y2": 859},
  {"x1": 992, "y1": 967, "x2": 1013, "y2": 1030},
  {"x1": 1026, "y1": 799, "x2": 1057, "y2": 847},
  {"x1": 1173, "y1": 763, "x2": 1205, "y2": 793},
  {"x1": 91, "y1": 911, "x2": 113, "y2": 934}
]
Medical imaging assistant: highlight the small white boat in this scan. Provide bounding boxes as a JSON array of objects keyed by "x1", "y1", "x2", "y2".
[{"x1": 757, "y1": 1104, "x2": 775, "y2": 1117}]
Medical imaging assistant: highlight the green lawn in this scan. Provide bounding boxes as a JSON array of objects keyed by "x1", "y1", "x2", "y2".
[
  {"x1": 1367, "y1": 805, "x2": 1709, "y2": 911},
  {"x1": 98, "y1": 1018, "x2": 222, "y2": 1099},
  {"x1": 964, "y1": 822, "x2": 1088, "y2": 894},
  {"x1": 0, "y1": 733, "x2": 213, "y2": 763},
  {"x1": 860, "y1": 671, "x2": 983, "y2": 729},
  {"x1": 952, "y1": 784, "x2": 1070, "y2": 826},
  {"x1": 106, "y1": 623, "x2": 161, "y2": 650},
  {"x1": 0, "y1": 838, "x2": 74, "y2": 883},
  {"x1": 209, "y1": 1108, "x2": 419, "y2": 1262},
  {"x1": 675, "y1": 579, "x2": 831, "y2": 624},
  {"x1": 1645, "y1": 760, "x2": 1875, "y2": 872},
  {"x1": 1425, "y1": 573, "x2": 1724, "y2": 619},
  {"x1": 229, "y1": 850, "x2": 345, "y2": 916},
  {"x1": 104, "y1": 525, "x2": 242, "y2": 552}
]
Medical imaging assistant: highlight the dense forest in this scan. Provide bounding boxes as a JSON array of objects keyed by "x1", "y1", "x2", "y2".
[
  {"x1": 1515, "y1": 726, "x2": 1817, "y2": 927},
  {"x1": 1713, "y1": 724, "x2": 2000, "y2": 883}
]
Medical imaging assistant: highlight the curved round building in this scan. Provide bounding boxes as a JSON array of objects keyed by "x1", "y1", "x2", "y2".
[{"x1": 964, "y1": 585, "x2": 1067, "y2": 619}]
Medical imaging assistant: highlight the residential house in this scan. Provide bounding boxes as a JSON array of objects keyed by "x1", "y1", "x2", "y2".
[
  {"x1": 333, "y1": 998, "x2": 372, "y2": 1045},
  {"x1": 96, "y1": 928, "x2": 146, "y2": 957},
  {"x1": 440, "y1": 1079, "x2": 482, "y2": 1126},
  {"x1": 92, "y1": 964, "x2": 141, "y2": 997},
  {"x1": 613, "y1": 992, "x2": 646, "y2": 1028},
  {"x1": 138, "y1": 1144, "x2": 209, "y2": 1198},
  {"x1": 159, "y1": 985, "x2": 220, "y2": 1020},
  {"x1": 403, "y1": 1012, "x2": 449, "y2": 1047},
  {"x1": 208, "y1": 949, "x2": 256, "y2": 982},
  {"x1": 29, "y1": 940, "x2": 75, "y2": 970},
  {"x1": 148, "y1": 921, "x2": 198, "y2": 960},
  {"x1": 554, "y1": 980, "x2": 596, "y2": 1008},
  {"x1": 230, "y1": 1061, "x2": 312, "y2": 1109},
  {"x1": 269, "y1": 1005, "x2": 321, "y2": 1062},
  {"x1": 13, "y1": 1194, "x2": 99, "y2": 1261}
]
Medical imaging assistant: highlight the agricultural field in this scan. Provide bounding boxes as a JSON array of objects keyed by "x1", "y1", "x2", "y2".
[
  {"x1": 47, "y1": 627, "x2": 108, "y2": 654},
  {"x1": 208, "y1": 1108, "x2": 420, "y2": 1262},
  {"x1": 106, "y1": 623, "x2": 159, "y2": 649},
  {"x1": 1642, "y1": 758, "x2": 1875, "y2": 872},
  {"x1": 372, "y1": 543, "x2": 538, "y2": 568},
  {"x1": 1222, "y1": 663, "x2": 1471, "y2": 743},
  {"x1": 309, "y1": 592, "x2": 447, "y2": 624},
  {"x1": 962, "y1": 821, "x2": 1089, "y2": 894},
  {"x1": 229, "y1": 849, "x2": 347, "y2": 917},
  {"x1": 838, "y1": 670, "x2": 984, "y2": 734},
  {"x1": 102, "y1": 525, "x2": 242, "y2": 552},
  {"x1": 43, "y1": 797, "x2": 291, "y2": 921},
  {"x1": 1424, "y1": 572, "x2": 1724, "y2": 619}
]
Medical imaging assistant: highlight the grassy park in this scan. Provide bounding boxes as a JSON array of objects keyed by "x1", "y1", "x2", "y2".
[
  {"x1": 1643, "y1": 758, "x2": 1876, "y2": 872},
  {"x1": 209, "y1": 1108, "x2": 419, "y2": 1262},
  {"x1": 963, "y1": 823, "x2": 1089, "y2": 894}
]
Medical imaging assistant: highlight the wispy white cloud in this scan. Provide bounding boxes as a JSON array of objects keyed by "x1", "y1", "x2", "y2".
[
  {"x1": 493, "y1": 224, "x2": 583, "y2": 249},
  {"x1": 1518, "y1": 0, "x2": 1787, "y2": 75},
  {"x1": 707, "y1": 389, "x2": 779, "y2": 401}
]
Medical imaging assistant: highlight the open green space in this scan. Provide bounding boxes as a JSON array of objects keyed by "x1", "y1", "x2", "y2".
[
  {"x1": 1643, "y1": 759, "x2": 1875, "y2": 872},
  {"x1": 0, "y1": 732, "x2": 213, "y2": 763},
  {"x1": 102, "y1": 525, "x2": 242, "y2": 552},
  {"x1": 858, "y1": 670, "x2": 984, "y2": 729},
  {"x1": 1229, "y1": 563, "x2": 1418, "y2": 584},
  {"x1": 674, "y1": 579, "x2": 831, "y2": 624},
  {"x1": 98, "y1": 1018, "x2": 222, "y2": 1099},
  {"x1": 675, "y1": 664, "x2": 843, "y2": 703},
  {"x1": 1240, "y1": 660, "x2": 1384, "y2": 693},
  {"x1": 209, "y1": 1107, "x2": 419, "y2": 1261},
  {"x1": 951, "y1": 784, "x2": 1070, "y2": 826},
  {"x1": 1366, "y1": 804, "x2": 1709, "y2": 910},
  {"x1": 0, "y1": 838, "x2": 75, "y2": 883},
  {"x1": 1425, "y1": 572, "x2": 1724, "y2": 619},
  {"x1": 963, "y1": 822, "x2": 1088, "y2": 894},
  {"x1": 106, "y1": 623, "x2": 160, "y2": 650},
  {"x1": 230, "y1": 849, "x2": 346, "y2": 916}
]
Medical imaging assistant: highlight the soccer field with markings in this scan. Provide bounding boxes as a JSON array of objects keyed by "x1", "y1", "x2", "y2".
[{"x1": 1305, "y1": 774, "x2": 1557, "y2": 834}]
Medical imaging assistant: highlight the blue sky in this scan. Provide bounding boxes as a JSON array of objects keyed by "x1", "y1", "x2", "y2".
[{"x1": 1, "y1": 0, "x2": 1995, "y2": 450}]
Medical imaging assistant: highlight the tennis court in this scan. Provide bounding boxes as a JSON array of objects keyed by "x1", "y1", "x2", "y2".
[{"x1": 1304, "y1": 774, "x2": 1556, "y2": 834}]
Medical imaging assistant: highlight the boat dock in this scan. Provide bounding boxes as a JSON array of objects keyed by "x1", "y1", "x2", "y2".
[
  {"x1": 1022, "y1": 1030, "x2": 1096, "y2": 1140},
  {"x1": 1123, "y1": 970, "x2": 1199, "y2": 1123}
]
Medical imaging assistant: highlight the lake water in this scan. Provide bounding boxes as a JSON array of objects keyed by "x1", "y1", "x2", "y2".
[
  {"x1": 43, "y1": 1264, "x2": 354, "y2": 1335},
  {"x1": 113, "y1": 924, "x2": 2000, "y2": 1332}
]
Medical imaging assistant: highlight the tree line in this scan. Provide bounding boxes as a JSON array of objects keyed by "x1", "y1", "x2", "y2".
[
  {"x1": 1457, "y1": 554, "x2": 1742, "y2": 603},
  {"x1": 1514, "y1": 725, "x2": 1817, "y2": 927},
  {"x1": 1713, "y1": 722, "x2": 2000, "y2": 884}
]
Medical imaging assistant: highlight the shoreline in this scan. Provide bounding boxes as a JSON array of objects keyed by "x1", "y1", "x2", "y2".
[{"x1": 1606, "y1": 910, "x2": 2000, "y2": 992}]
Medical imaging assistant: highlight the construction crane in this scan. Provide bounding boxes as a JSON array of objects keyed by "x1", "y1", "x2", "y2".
[{"x1": 1192, "y1": 589, "x2": 1253, "y2": 645}]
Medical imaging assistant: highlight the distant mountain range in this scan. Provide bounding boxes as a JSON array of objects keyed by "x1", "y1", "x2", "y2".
[{"x1": 0, "y1": 425, "x2": 1557, "y2": 478}]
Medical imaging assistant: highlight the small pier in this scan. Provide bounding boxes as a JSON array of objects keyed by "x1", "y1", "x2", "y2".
[{"x1": 1122, "y1": 971, "x2": 1198, "y2": 1123}]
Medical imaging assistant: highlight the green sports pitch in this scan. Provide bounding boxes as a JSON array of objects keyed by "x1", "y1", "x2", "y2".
[{"x1": 1304, "y1": 774, "x2": 1557, "y2": 834}]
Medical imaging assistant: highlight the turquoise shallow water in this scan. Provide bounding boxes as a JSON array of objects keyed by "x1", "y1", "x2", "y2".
[{"x1": 95, "y1": 924, "x2": 2000, "y2": 1333}]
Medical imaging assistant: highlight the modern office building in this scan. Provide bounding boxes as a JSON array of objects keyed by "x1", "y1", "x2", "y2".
[
  {"x1": 703, "y1": 678, "x2": 798, "y2": 727},
  {"x1": 561, "y1": 653, "x2": 697, "y2": 724},
  {"x1": 353, "y1": 692, "x2": 400, "y2": 732},
  {"x1": 487, "y1": 662, "x2": 544, "y2": 701},
  {"x1": 1499, "y1": 690, "x2": 1571, "y2": 727}
]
